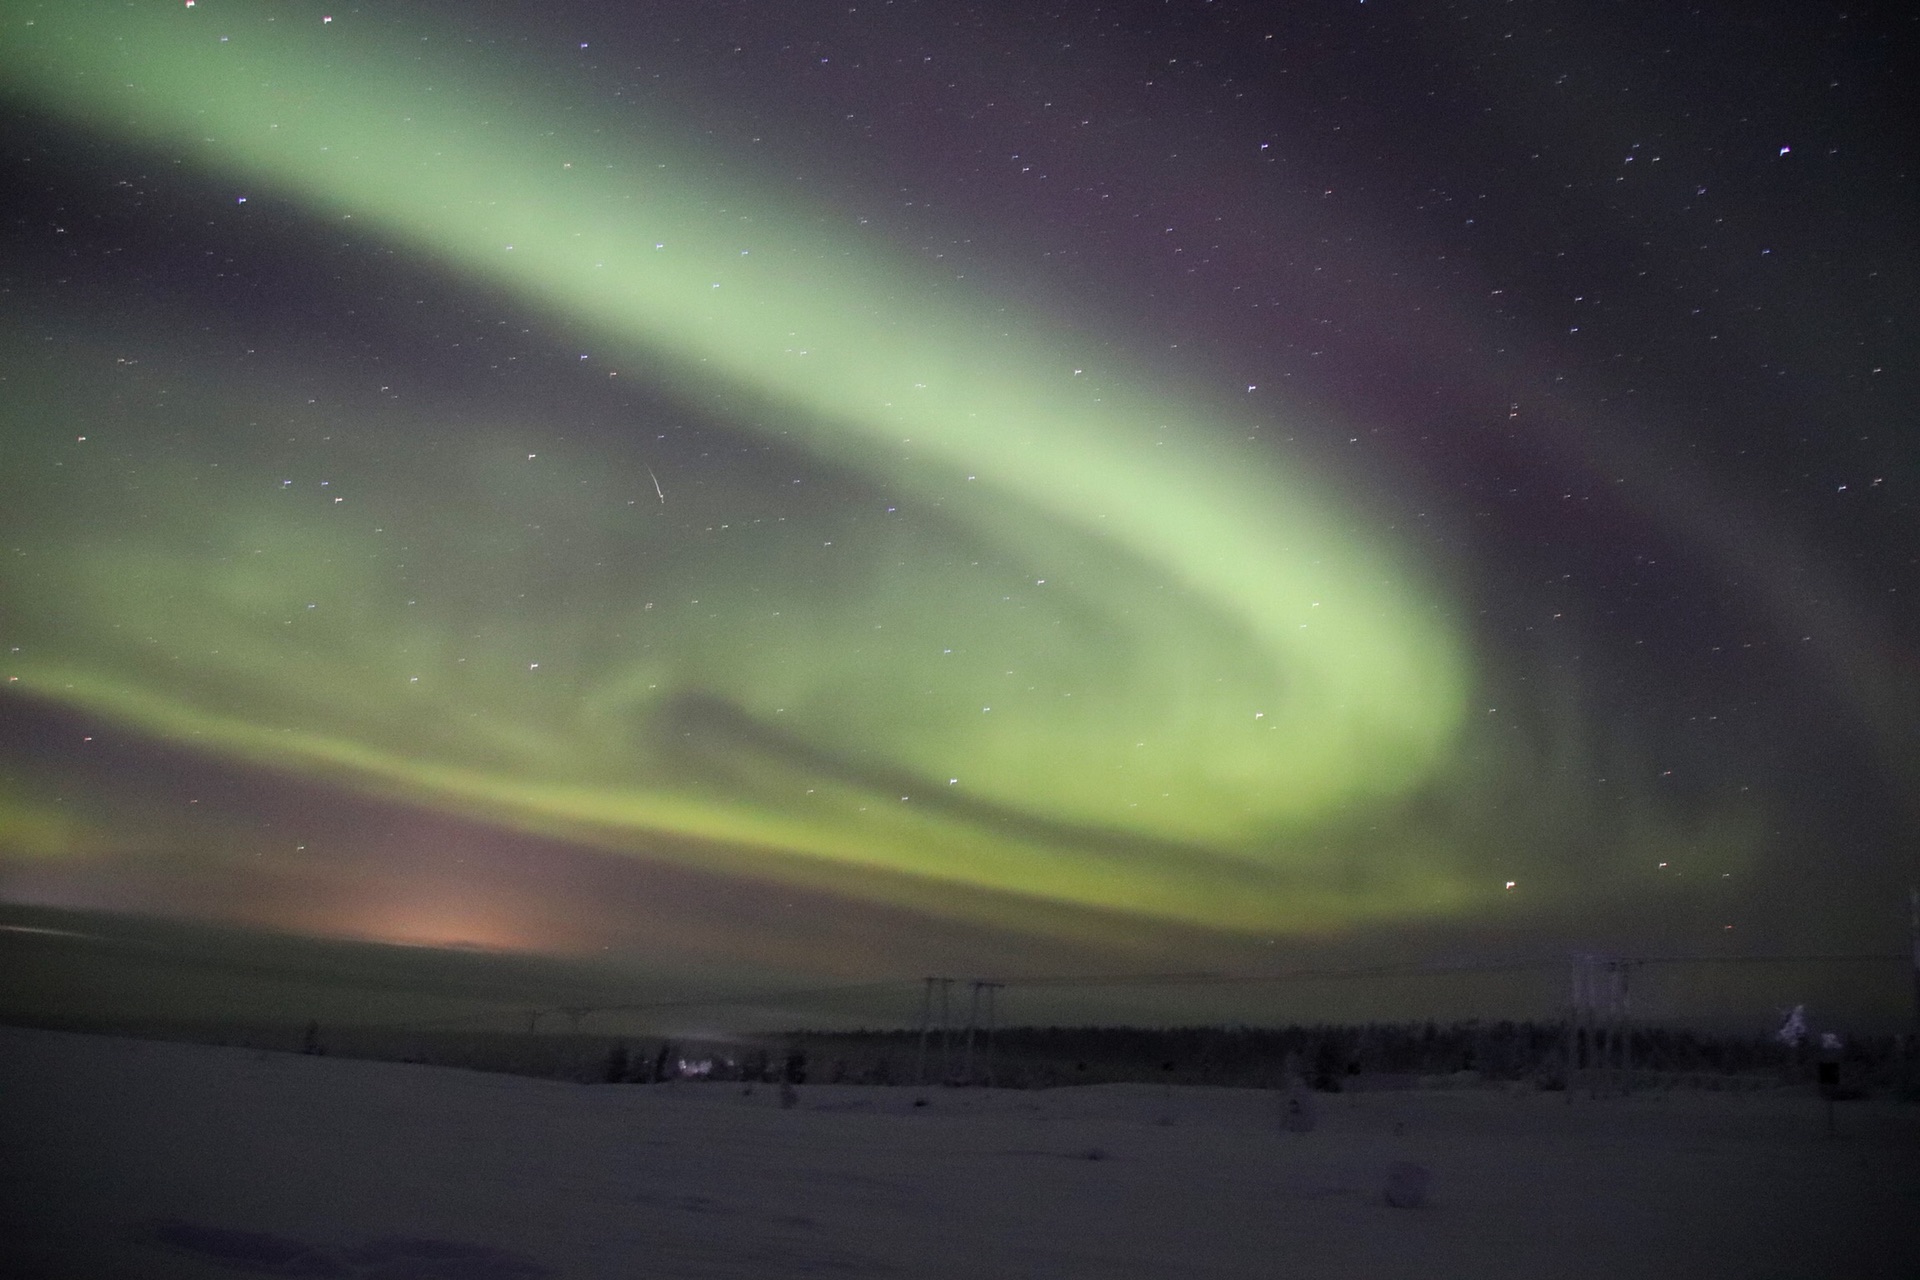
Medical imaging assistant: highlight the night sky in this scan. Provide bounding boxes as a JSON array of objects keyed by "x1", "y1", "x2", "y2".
[{"x1": 1, "y1": 1, "x2": 1913, "y2": 1025}]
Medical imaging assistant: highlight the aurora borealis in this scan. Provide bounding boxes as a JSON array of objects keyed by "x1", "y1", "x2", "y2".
[{"x1": 2, "y1": 1, "x2": 1914, "y2": 1022}]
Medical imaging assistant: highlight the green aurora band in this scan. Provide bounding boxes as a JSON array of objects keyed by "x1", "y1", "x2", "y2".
[{"x1": 0, "y1": 4, "x2": 1473, "y2": 933}]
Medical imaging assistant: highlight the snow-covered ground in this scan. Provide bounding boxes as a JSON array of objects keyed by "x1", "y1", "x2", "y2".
[{"x1": 3, "y1": 1024, "x2": 1915, "y2": 1279}]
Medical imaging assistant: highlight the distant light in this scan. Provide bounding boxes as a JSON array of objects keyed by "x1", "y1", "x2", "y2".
[{"x1": 1504, "y1": 881, "x2": 1516, "y2": 890}]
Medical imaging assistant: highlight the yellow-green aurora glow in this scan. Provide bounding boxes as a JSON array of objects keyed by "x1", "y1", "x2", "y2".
[{"x1": 1, "y1": 4, "x2": 1474, "y2": 934}]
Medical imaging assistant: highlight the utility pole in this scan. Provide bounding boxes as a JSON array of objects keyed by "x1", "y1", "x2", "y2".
[
  {"x1": 1565, "y1": 958, "x2": 1579, "y2": 1099},
  {"x1": 960, "y1": 979, "x2": 1004, "y2": 1085},
  {"x1": 979, "y1": 981, "x2": 1003, "y2": 1087},
  {"x1": 962, "y1": 982, "x2": 981, "y2": 1085},
  {"x1": 915, "y1": 977, "x2": 954, "y2": 1085},
  {"x1": 1616, "y1": 960, "x2": 1633, "y2": 1090},
  {"x1": 937, "y1": 977, "x2": 953, "y2": 1084},
  {"x1": 1910, "y1": 886, "x2": 1919, "y2": 1036},
  {"x1": 915, "y1": 978, "x2": 934, "y2": 1086},
  {"x1": 1567, "y1": 955, "x2": 1632, "y2": 1098}
]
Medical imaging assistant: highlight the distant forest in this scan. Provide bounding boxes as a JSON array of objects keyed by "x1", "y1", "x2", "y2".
[
  {"x1": 12, "y1": 1014, "x2": 1916, "y2": 1097},
  {"x1": 760, "y1": 1022, "x2": 1915, "y2": 1094}
]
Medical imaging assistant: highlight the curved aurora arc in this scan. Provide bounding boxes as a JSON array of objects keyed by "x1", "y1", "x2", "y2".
[{"x1": 0, "y1": 5, "x2": 1472, "y2": 936}]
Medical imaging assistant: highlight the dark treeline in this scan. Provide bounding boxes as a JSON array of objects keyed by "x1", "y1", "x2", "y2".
[
  {"x1": 10, "y1": 1012, "x2": 1916, "y2": 1095},
  {"x1": 774, "y1": 1021, "x2": 1919, "y2": 1094}
]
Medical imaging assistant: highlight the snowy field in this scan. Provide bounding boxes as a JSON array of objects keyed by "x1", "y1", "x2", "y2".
[{"x1": 2, "y1": 1024, "x2": 1915, "y2": 1279}]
